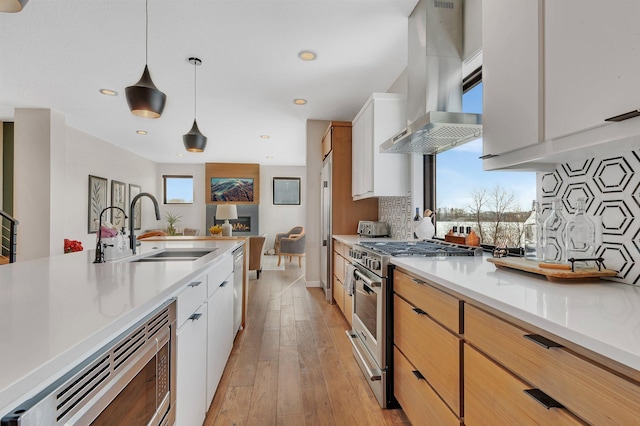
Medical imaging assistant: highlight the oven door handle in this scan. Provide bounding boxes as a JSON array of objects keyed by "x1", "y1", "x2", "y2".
[
  {"x1": 354, "y1": 268, "x2": 381, "y2": 288},
  {"x1": 346, "y1": 330, "x2": 382, "y2": 381}
]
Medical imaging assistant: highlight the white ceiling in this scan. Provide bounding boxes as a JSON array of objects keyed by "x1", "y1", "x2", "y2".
[{"x1": 0, "y1": 0, "x2": 418, "y2": 165}]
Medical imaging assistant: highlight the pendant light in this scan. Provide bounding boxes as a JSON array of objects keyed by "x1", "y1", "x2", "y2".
[
  {"x1": 183, "y1": 57, "x2": 207, "y2": 152},
  {"x1": 0, "y1": 0, "x2": 28, "y2": 13},
  {"x1": 125, "y1": 0, "x2": 166, "y2": 118}
]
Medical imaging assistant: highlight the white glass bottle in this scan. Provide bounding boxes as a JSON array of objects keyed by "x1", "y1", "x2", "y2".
[
  {"x1": 523, "y1": 200, "x2": 542, "y2": 260},
  {"x1": 542, "y1": 199, "x2": 566, "y2": 263},
  {"x1": 565, "y1": 197, "x2": 596, "y2": 266}
]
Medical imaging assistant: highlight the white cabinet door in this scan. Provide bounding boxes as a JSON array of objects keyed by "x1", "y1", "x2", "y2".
[
  {"x1": 352, "y1": 93, "x2": 408, "y2": 199},
  {"x1": 545, "y1": 0, "x2": 640, "y2": 140},
  {"x1": 206, "y1": 273, "x2": 234, "y2": 407},
  {"x1": 482, "y1": 0, "x2": 542, "y2": 160},
  {"x1": 176, "y1": 304, "x2": 208, "y2": 426}
]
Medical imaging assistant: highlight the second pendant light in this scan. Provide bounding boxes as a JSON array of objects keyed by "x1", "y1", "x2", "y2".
[{"x1": 183, "y1": 57, "x2": 207, "y2": 153}]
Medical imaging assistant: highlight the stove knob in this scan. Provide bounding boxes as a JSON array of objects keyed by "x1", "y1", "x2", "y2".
[{"x1": 372, "y1": 260, "x2": 380, "y2": 270}]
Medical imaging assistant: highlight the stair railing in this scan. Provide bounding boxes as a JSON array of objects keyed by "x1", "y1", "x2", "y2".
[{"x1": 1, "y1": 210, "x2": 18, "y2": 263}]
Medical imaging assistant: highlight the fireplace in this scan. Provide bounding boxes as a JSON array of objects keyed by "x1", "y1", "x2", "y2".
[{"x1": 206, "y1": 204, "x2": 259, "y2": 236}]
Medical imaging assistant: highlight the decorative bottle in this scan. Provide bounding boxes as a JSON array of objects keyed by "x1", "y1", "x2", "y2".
[
  {"x1": 565, "y1": 197, "x2": 596, "y2": 266},
  {"x1": 542, "y1": 199, "x2": 566, "y2": 263},
  {"x1": 412, "y1": 207, "x2": 421, "y2": 239},
  {"x1": 523, "y1": 200, "x2": 542, "y2": 260}
]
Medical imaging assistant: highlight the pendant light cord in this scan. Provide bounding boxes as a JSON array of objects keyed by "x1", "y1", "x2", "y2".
[
  {"x1": 145, "y1": 0, "x2": 149, "y2": 65},
  {"x1": 194, "y1": 61, "x2": 197, "y2": 119}
]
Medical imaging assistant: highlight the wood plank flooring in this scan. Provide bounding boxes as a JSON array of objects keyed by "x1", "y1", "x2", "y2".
[{"x1": 204, "y1": 264, "x2": 410, "y2": 426}]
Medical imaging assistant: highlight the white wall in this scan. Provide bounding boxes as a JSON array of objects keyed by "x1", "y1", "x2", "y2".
[
  {"x1": 0, "y1": 122, "x2": 3, "y2": 211},
  {"x1": 463, "y1": 0, "x2": 483, "y2": 61},
  {"x1": 259, "y1": 165, "x2": 307, "y2": 251},
  {"x1": 156, "y1": 163, "x2": 206, "y2": 234},
  {"x1": 64, "y1": 127, "x2": 157, "y2": 251},
  {"x1": 305, "y1": 120, "x2": 329, "y2": 287}
]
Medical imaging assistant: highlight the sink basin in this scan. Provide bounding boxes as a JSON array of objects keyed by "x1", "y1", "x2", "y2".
[{"x1": 130, "y1": 248, "x2": 216, "y2": 263}]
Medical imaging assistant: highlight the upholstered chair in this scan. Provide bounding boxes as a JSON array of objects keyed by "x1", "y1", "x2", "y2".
[
  {"x1": 275, "y1": 226, "x2": 305, "y2": 267},
  {"x1": 249, "y1": 234, "x2": 268, "y2": 278}
]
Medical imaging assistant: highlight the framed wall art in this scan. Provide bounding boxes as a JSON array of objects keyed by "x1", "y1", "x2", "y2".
[
  {"x1": 273, "y1": 177, "x2": 301, "y2": 205},
  {"x1": 205, "y1": 163, "x2": 260, "y2": 204},
  {"x1": 129, "y1": 184, "x2": 142, "y2": 230},
  {"x1": 88, "y1": 175, "x2": 108, "y2": 233},
  {"x1": 111, "y1": 180, "x2": 127, "y2": 230},
  {"x1": 210, "y1": 177, "x2": 254, "y2": 202}
]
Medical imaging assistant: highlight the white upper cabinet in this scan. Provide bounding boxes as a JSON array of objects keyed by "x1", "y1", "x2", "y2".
[
  {"x1": 482, "y1": 0, "x2": 542, "y2": 162},
  {"x1": 352, "y1": 93, "x2": 408, "y2": 200},
  {"x1": 545, "y1": 0, "x2": 640, "y2": 140}
]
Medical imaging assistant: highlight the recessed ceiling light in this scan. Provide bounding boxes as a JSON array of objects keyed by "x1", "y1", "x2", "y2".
[
  {"x1": 99, "y1": 89, "x2": 117, "y2": 96},
  {"x1": 266, "y1": 155, "x2": 274, "y2": 159},
  {"x1": 298, "y1": 51, "x2": 317, "y2": 61},
  {"x1": 293, "y1": 99, "x2": 307, "y2": 105},
  {"x1": 260, "y1": 135, "x2": 270, "y2": 139},
  {"x1": 136, "y1": 130, "x2": 147, "y2": 135},
  {"x1": 177, "y1": 153, "x2": 184, "y2": 157}
]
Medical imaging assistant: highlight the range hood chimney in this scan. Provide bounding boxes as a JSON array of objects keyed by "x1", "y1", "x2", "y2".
[{"x1": 381, "y1": 0, "x2": 482, "y2": 155}]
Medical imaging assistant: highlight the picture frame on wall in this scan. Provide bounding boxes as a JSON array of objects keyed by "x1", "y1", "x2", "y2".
[
  {"x1": 129, "y1": 184, "x2": 142, "y2": 230},
  {"x1": 273, "y1": 177, "x2": 301, "y2": 205},
  {"x1": 88, "y1": 175, "x2": 108, "y2": 233},
  {"x1": 210, "y1": 177, "x2": 254, "y2": 203},
  {"x1": 110, "y1": 180, "x2": 127, "y2": 230}
]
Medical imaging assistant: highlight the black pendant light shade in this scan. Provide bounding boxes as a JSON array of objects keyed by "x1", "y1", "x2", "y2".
[
  {"x1": 126, "y1": 65, "x2": 167, "y2": 118},
  {"x1": 183, "y1": 119, "x2": 207, "y2": 152},
  {"x1": 0, "y1": 0, "x2": 28, "y2": 13},
  {"x1": 183, "y1": 57, "x2": 207, "y2": 152}
]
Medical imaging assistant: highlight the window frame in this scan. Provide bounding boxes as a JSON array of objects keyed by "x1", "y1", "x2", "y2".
[{"x1": 163, "y1": 175, "x2": 194, "y2": 205}]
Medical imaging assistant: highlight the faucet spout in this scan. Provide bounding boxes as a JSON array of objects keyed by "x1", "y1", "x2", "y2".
[
  {"x1": 93, "y1": 206, "x2": 128, "y2": 263},
  {"x1": 129, "y1": 192, "x2": 161, "y2": 255}
]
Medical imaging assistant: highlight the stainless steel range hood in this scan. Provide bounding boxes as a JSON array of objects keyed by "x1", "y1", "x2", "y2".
[{"x1": 381, "y1": 0, "x2": 482, "y2": 155}]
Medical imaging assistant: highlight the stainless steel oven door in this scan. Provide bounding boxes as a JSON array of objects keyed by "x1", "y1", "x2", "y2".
[{"x1": 351, "y1": 266, "x2": 385, "y2": 369}]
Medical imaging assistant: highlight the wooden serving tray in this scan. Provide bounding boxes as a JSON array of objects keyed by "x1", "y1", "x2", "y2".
[{"x1": 487, "y1": 257, "x2": 617, "y2": 282}]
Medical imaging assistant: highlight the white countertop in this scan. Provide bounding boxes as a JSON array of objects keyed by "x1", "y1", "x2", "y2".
[
  {"x1": 333, "y1": 235, "x2": 393, "y2": 246},
  {"x1": 0, "y1": 239, "x2": 242, "y2": 415},
  {"x1": 391, "y1": 255, "x2": 640, "y2": 372}
]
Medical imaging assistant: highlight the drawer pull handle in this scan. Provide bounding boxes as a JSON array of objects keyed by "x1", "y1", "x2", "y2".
[
  {"x1": 412, "y1": 307, "x2": 427, "y2": 316},
  {"x1": 411, "y1": 278, "x2": 426, "y2": 285},
  {"x1": 524, "y1": 389, "x2": 564, "y2": 409},
  {"x1": 188, "y1": 281, "x2": 202, "y2": 288},
  {"x1": 523, "y1": 334, "x2": 563, "y2": 349},
  {"x1": 189, "y1": 313, "x2": 203, "y2": 321},
  {"x1": 220, "y1": 281, "x2": 228, "y2": 287},
  {"x1": 412, "y1": 370, "x2": 426, "y2": 381}
]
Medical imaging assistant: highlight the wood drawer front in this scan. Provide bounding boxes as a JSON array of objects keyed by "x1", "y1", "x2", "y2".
[
  {"x1": 333, "y1": 250, "x2": 344, "y2": 283},
  {"x1": 465, "y1": 304, "x2": 640, "y2": 425},
  {"x1": 464, "y1": 344, "x2": 584, "y2": 426},
  {"x1": 333, "y1": 240, "x2": 346, "y2": 257},
  {"x1": 394, "y1": 347, "x2": 461, "y2": 426},
  {"x1": 344, "y1": 291, "x2": 353, "y2": 325},
  {"x1": 394, "y1": 295, "x2": 461, "y2": 415},
  {"x1": 394, "y1": 269, "x2": 460, "y2": 333},
  {"x1": 333, "y1": 275, "x2": 344, "y2": 311}
]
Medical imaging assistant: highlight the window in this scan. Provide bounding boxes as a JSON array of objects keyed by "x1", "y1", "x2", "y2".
[
  {"x1": 163, "y1": 175, "x2": 194, "y2": 204},
  {"x1": 434, "y1": 80, "x2": 536, "y2": 247}
]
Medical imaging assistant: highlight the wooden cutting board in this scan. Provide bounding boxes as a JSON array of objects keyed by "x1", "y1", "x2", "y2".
[{"x1": 487, "y1": 257, "x2": 617, "y2": 282}]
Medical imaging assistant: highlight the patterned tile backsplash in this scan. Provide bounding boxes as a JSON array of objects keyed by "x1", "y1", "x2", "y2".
[
  {"x1": 379, "y1": 196, "x2": 413, "y2": 239},
  {"x1": 539, "y1": 148, "x2": 640, "y2": 285}
]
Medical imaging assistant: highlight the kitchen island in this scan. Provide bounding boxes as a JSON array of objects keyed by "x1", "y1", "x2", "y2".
[{"x1": 0, "y1": 238, "x2": 242, "y2": 419}]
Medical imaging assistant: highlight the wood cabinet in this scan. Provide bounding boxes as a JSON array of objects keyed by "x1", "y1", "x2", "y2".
[
  {"x1": 392, "y1": 268, "x2": 462, "y2": 423},
  {"x1": 332, "y1": 239, "x2": 352, "y2": 324},
  {"x1": 545, "y1": 0, "x2": 640, "y2": 141},
  {"x1": 481, "y1": 0, "x2": 542, "y2": 164},
  {"x1": 464, "y1": 304, "x2": 640, "y2": 425},
  {"x1": 351, "y1": 93, "x2": 408, "y2": 200}
]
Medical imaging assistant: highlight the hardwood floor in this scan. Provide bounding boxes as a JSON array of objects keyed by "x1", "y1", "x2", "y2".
[{"x1": 204, "y1": 264, "x2": 410, "y2": 426}]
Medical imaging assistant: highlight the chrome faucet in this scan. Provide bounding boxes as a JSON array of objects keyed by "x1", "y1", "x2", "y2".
[
  {"x1": 129, "y1": 192, "x2": 161, "y2": 255},
  {"x1": 93, "y1": 206, "x2": 128, "y2": 263}
]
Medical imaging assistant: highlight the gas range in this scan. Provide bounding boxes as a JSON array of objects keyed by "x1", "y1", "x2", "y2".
[{"x1": 349, "y1": 239, "x2": 483, "y2": 277}]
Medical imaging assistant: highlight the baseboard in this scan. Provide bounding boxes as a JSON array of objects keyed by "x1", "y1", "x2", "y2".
[{"x1": 305, "y1": 280, "x2": 320, "y2": 288}]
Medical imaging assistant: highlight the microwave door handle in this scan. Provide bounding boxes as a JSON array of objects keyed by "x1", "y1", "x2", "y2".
[{"x1": 354, "y1": 269, "x2": 381, "y2": 287}]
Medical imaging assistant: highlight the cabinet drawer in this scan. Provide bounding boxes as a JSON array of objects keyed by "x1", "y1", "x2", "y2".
[
  {"x1": 464, "y1": 344, "x2": 584, "y2": 426},
  {"x1": 394, "y1": 295, "x2": 461, "y2": 415},
  {"x1": 176, "y1": 275, "x2": 207, "y2": 327},
  {"x1": 394, "y1": 347, "x2": 460, "y2": 426},
  {"x1": 207, "y1": 255, "x2": 233, "y2": 298},
  {"x1": 333, "y1": 250, "x2": 344, "y2": 283},
  {"x1": 344, "y1": 291, "x2": 353, "y2": 325},
  {"x1": 394, "y1": 269, "x2": 460, "y2": 333},
  {"x1": 332, "y1": 275, "x2": 344, "y2": 311},
  {"x1": 333, "y1": 240, "x2": 344, "y2": 257},
  {"x1": 465, "y1": 304, "x2": 640, "y2": 425}
]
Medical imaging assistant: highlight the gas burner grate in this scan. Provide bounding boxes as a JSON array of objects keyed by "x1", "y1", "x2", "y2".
[{"x1": 359, "y1": 240, "x2": 481, "y2": 257}]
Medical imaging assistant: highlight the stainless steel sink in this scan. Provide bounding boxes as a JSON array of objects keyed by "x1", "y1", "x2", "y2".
[{"x1": 130, "y1": 248, "x2": 216, "y2": 262}]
